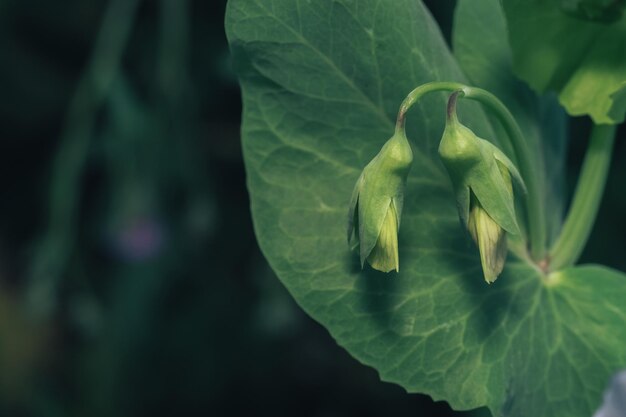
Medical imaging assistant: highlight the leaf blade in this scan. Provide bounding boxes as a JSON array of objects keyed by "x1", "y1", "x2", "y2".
[{"x1": 226, "y1": 1, "x2": 626, "y2": 416}]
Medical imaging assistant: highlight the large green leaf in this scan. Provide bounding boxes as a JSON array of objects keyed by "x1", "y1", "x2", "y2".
[
  {"x1": 501, "y1": 0, "x2": 626, "y2": 124},
  {"x1": 452, "y1": 0, "x2": 568, "y2": 245},
  {"x1": 225, "y1": 0, "x2": 626, "y2": 416}
]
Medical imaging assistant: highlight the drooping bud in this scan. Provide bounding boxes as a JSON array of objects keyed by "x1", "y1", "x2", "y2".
[
  {"x1": 347, "y1": 129, "x2": 413, "y2": 273},
  {"x1": 438, "y1": 92, "x2": 525, "y2": 282}
]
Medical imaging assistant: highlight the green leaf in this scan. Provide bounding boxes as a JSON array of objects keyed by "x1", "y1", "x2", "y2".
[
  {"x1": 452, "y1": 0, "x2": 568, "y2": 245},
  {"x1": 501, "y1": 0, "x2": 626, "y2": 124},
  {"x1": 559, "y1": 0, "x2": 626, "y2": 23},
  {"x1": 225, "y1": 0, "x2": 626, "y2": 416}
]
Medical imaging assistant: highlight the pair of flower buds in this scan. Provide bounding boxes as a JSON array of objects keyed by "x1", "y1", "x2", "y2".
[{"x1": 347, "y1": 92, "x2": 526, "y2": 283}]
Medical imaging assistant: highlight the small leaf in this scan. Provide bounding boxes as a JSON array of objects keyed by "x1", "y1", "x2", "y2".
[{"x1": 501, "y1": 0, "x2": 626, "y2": 124}]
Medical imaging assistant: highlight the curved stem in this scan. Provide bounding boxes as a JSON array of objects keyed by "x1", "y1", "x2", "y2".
[
  {"x1": 549, "y1": 124, "x2": 616, "y2": 271},
  {"x1": 397, "y1": 82, "x2": 546, "y2": 261},
  {"x1": 396, "y1": 81, "x2": 466, "y2": 132}
]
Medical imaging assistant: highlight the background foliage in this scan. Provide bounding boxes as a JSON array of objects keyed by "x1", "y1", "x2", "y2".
[{"x1": 0, "y1": 0, "x2": 625, "y2": 416}]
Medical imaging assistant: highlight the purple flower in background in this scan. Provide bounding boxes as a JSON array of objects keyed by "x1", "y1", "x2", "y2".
[
  {"x1": 594, "y1": 370, "x2": 626, "y2": 417},
  {"x1": 109, "y1": 215, "x2": 166, "y2": 262}
]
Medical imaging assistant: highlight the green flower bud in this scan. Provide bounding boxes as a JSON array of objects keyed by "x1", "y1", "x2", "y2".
[
  {"x1": 467, "y1": 169, "x2": 511, "y2": 283},
  {"x1": 438, "y1": 92, "x2": 526, "y2": 282},
  {"x1": 347, "y1": 129, "x2": 413, "y2": 273}
]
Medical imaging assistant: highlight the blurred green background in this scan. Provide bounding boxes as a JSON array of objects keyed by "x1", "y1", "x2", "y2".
[{"x1": 0, "y1": 0, "x2": 623, "y2": 416}]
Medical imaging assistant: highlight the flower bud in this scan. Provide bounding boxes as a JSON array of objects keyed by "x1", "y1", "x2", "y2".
[
  {"x1": 438, "y1": 92, "x2": 525, "y2": 282},
  {"x1": 468, "y1": 195, "x2": 508, "y2": 283},
  {"x1": 347, "y1": 129, "x2": 413, "y2": 272}
]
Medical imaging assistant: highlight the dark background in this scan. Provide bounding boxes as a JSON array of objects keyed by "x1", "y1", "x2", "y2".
[{"x1": 0, "y1": 1, "x2": 624, "y2": 416}]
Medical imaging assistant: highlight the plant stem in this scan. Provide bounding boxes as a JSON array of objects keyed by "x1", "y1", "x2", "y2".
[
  {"x1": 27, "y1": 0, "x2": 142, "y2": 316},
  {"x1": 396, "y1": 81, "x2": 466, "y2": 131},
  {"x1": 397, "y1": 82, "x2": 546, "y2": 261},
  {"x1": 549, "y1": 124, "x2": 616, "y2": 271},
  {"x1": 158, "y1": 0, "x2": 190, "y2": 99}
]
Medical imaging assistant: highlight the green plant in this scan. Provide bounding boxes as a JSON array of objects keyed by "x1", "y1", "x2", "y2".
[{"x1": 225, "y1": 0, "x2": 626, "y2": 415}]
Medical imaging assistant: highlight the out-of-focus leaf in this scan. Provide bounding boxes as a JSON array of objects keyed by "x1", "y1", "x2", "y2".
[
  {"x1": 560, "y1": 0, "x2": 625, "y2": 23},
  {"x1": 502, "y1": 0, "x2": 626, "y2": 124}
]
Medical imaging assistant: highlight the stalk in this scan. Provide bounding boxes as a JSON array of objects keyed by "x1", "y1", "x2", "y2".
[
  {"x1": 549, "y1": 124, "x2": 616, "y2": 271},
  {"x1": 28, "y1": 0, "x2": 142, "y2": 316}
]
